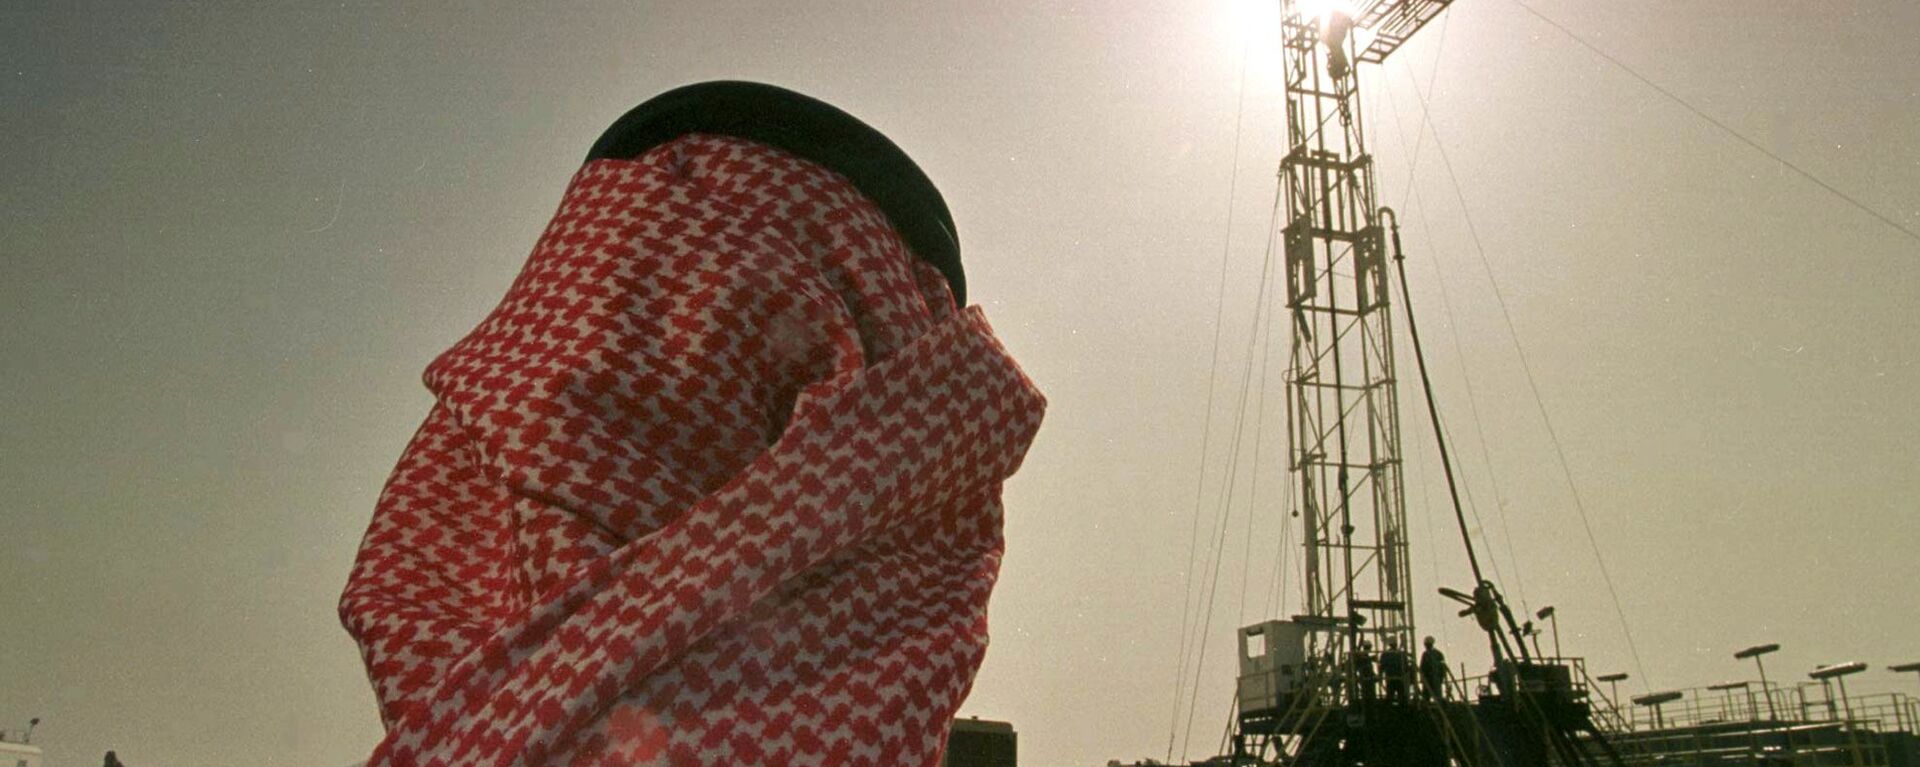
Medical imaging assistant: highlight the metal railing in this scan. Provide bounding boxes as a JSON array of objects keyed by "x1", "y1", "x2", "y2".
[
  {"x1": 1593, "y1": 682, "x2": 1917, "y2": 735},
  {"x1": 1579, "y1": 680, "x2": 1918, "y2": 767}
]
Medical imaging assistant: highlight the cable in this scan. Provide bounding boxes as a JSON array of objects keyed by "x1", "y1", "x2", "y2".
[
  {"x1": 1400, "y1": 155, "x2": 1536, "y2": 611},
  {"x1": 1164, "y1": 31, "x2": 1258, "y2": 762},
  {"x1": 1402, "y1": 66, "x2": 1653, "y2": 684},
  {"x1": 1409, "y1": 180, "x2": 1534, "y2": 614},
  {"x1": 1377, "y1": 40, "x2": 1533, "y2": 616},
  {"x1": 1263, "y1": 460, "x2": 1296, "y2": 619},
  {"x1": 1181, "y1": 184, "x2": 1287, "y2": 761},
  {"x1": 1404, "y1": 383, "x2": 1457, "y2": 651},
  {"x1": 1236, "y1": 303, "x2": 1279, "y2": 626},
  {"x1": 1390, "y1": 8, "x2": 1453, "y2": 211},
  {"x1": 1507, "y1": 0, "x2": 1920, "y2": 245},
  {"x1": 1372, "y1": 6, "x2": 1506, "y2": 649},
  {"x1": 1260, "y1": 362, "x2": 1298, "y2": 622},
  {"x1": 1376, "y1": 19, "x2": 1537, "y2": 613}
]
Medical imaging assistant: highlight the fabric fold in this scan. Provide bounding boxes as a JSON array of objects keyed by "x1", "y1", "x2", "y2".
[{"x1": 341, "y1": 134, "x2": 1044, "y2": 767}]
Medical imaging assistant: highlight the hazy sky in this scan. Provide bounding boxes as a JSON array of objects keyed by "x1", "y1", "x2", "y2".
[{"x1": 3, "y1": 1, "x2": 1917, "y2": 765}]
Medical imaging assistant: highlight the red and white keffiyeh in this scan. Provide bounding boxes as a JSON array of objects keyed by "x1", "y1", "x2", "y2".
[{"x1": 340, "y1": 134, "x2": 1046, "y2": 766}]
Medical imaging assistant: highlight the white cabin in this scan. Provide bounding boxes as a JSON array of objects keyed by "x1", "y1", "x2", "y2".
[{"x1": 0, "y1": 739, "x2": 44, "y2": 767}]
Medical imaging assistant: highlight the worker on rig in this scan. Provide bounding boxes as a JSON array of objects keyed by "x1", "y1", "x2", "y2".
[
  {"x1": 1353, "y1": 640, "x2": 1379, "y2": 703},
  {"x1": 1380, "y1": 636, "x2": 1412, "y2": 704},
  {"x1": 1421, "y1": 636, "x2": 1451, "y2": 702}
]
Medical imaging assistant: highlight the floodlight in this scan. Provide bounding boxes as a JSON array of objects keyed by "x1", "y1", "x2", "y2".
[
  {"x1": 1735, "y1": 644, "x2": 1780, "y2": 659},
  {"x1": 1736, "y1": 644, "x2": 1783, "y2": 720},
  {"x1": 1809, "y1": 662, "x2": 1867, "y2": 680}
]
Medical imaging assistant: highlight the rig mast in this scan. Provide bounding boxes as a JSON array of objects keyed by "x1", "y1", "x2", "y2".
[
  {"x1": 1281, "y1": 0, "x2": 1418, "y2": 671},
  {"x1": 1188, "y1": 5, "x2": 1908, "y2": 767},
  {"x1": 1230, "y1": 4, "x2": 1623, "y2": 766}
]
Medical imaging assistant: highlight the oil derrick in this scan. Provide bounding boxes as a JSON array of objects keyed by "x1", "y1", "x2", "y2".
[
  {"x1": 1228, "y1": 3, "x2": 1436, "y2": 762},
  {"x1": 1225, "y1": 2, "x2": 1620, "y2": 765}
]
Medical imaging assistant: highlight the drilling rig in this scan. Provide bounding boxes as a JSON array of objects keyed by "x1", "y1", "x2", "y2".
[{"x1": 1224, "y1": 1, "x2": 1622, "y2": 764}]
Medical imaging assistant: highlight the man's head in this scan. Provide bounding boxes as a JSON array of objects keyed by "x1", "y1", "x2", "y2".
[{"x1": 1424, "y1": 636, "x2": 1436, "y2": 648}]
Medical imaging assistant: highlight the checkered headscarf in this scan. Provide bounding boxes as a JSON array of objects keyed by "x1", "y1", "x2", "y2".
[{"x1": 340, "y1": 133, "x2": 1045, "y2": 766}]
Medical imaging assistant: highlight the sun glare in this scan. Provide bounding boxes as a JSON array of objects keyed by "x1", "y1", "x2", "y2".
[
  {"x1": 1294, "y1": 0, "x2": 1360, "y2": 24},
  {"x1": 1218, "y1": 0, "x2": 1378, "y2": 81},
  {"x1": 1290, "y1": 0, "x2": 1379, "y2": 56}
]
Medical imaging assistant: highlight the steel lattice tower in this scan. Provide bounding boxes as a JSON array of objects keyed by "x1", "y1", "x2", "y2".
[
  {"x1": 1230, "y1": 3, "x2": 1455, "y2": 762},
  {"x1": 1280, "y1": 0, "x2": 1416, "y2": 679},
  {"x1": 1228, "y1": 6, "x2": 1630, "y2": 766}
]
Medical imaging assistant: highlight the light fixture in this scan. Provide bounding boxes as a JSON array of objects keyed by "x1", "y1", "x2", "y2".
[
  {"x1": 1735, "y1": 643, "x2": 1782, "y2": 720},
  {"x1": 1633, "y1": 691, "x2": 1684, "y2": 729},
  {"x1": 1809, "y1": 662, "x2": 1866, "y2": 681},
  {"x1": 1735, "y1": 643, "x2": 1781, "y2": 659}
]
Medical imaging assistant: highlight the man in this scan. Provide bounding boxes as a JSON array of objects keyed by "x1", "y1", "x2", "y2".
[
  {"x1": 1380, "y1": 637, "x2": 1411, "y2": 704},
  {"x1": 1421, "y1": 636, "x2": 1451, "y2": 701},
  {"x1": 1353, "y1": 641, "x2": 1378, "y2": 703},
  {"x1": 339, "y1": 82, "x2": 1046, "y2": 767}
]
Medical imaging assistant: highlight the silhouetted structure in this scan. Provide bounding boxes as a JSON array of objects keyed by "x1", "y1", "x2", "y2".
[
  {"x1": 1219, "y1": 2, "x2": 1620, "y2": 765},
  {"x1": 1421, "y1": 636, "x2": 1449, "y2": 702},
  {"x1": 1381, "y1": 638, "x2": 1412, "y2": 704},
  {"x1": 945, "y1": 718, "x2": 1016, "y2": 767}
]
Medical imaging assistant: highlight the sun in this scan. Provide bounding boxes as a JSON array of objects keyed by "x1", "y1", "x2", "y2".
[
  {"x1": 1293, "y1": 0, "x2": 1361, "y2": 24},
  {"x1": 1289, "y1": 0, "x2": 1380, "y2": 58},
  {"x1": 1217, "y1": 0, "x2": 1378, "y2": 79}
]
